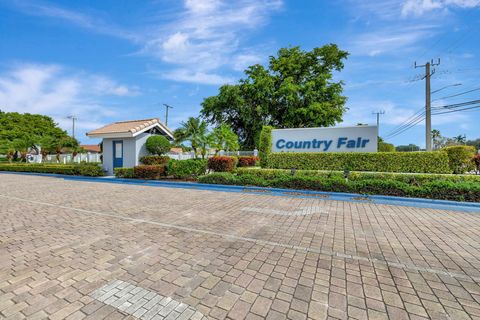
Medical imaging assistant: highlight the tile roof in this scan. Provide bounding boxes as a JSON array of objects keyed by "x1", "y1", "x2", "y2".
[
  {"x1": 80, "y1": 144, "x2": 101, "y2": 153},
  {"x1": 86, "y1": 118, "x2": 160, "y2": 136}
]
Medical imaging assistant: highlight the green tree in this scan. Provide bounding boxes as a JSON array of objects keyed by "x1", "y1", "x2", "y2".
[
  {"x1": 432, "y1": 129, "x2": 445, "y2": 150},
  {"x1": 453, "y1": 134, "x2": 466, "y2": 145},
  {"x1": 174, "y1": 117, "x2": 209, "y2": 158},
  {"x1": 145, "y1": 136, "x2": 171, "y2": 155},
  {"x1": 208, "y1": 124, "x2": 240, "y2": 154},
  {"x1": 377, "y1": 137, "x2": 395, "y2": 152},
  {"x1": 0, "y1": 111, "x2": 68, "y2": 142},
  {"x1": 12, "y1": 137, "x2": 37, "y2": 162},
  {"x1": 396, "y1": 144, "x2": 420, "y2": 152},
  {"x1": 466, "y1": 138, "x2": 480, "y2": 150},
  {"x1": 201, "y1": 45, "x2": 349, "y2": 148}
]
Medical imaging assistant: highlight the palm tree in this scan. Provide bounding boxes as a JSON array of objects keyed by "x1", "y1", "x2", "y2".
[
  {"x1": 0, "y1": 140, "x2": 15, "y2": 162},
  {"x1": 453, "y1": 134, "x2": 466, "y2": 145},
  {"x1": 174, "y1": 117, "x2": 208, "y2": 158},
  {"x1": 431, "y1": 129, "x2": 442, "y2": 150},
  {"x1": 12, "y1": 137, "x2": 34, "y2": 162}
]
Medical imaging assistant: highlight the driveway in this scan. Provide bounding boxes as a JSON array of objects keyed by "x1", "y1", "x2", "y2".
[{"x1": 0, "y1": 173, "x2": 479, "y2": 319}]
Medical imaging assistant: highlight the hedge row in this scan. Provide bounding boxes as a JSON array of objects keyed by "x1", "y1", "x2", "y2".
[
  {"x1": 198, "y1": 172, "x2": 480, "y2": 202},
  {"x1": 237, "y1": 168, "x2": 480, "y2": 184},
  {"x1": 265, "y1": 152, "x2": 452, "y2": 174},
  {"x1": 114, "y1": 159, "x2": 208, "y2": 180},
  {"x1": 0, "y1": 163, "x2": 104, "y2": 176}
]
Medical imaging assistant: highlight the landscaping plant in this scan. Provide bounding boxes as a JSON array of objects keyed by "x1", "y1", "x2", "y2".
[
  {"x1": 145, "y1": 135, "x2": 171, "y2": 156},
  {"x1": 237, "y1": 156, "x2": 259, "y2": 167},
  {"x1": 207, "y1": 156, "x2": 238, "y2": 172},
  {"x1": 442, "y1": 145, "x2": 476, "y2": 174},
  {"x1": 133, "y1": 165, "x2": 165, "y2": 179},
  {"x1": 140, "y1": 155, "x2": 170, "y2": 165}
]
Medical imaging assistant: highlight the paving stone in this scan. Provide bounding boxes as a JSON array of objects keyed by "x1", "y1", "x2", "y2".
[{"x1": 1, "y1": 174, "x2": 480, "y2": 320}]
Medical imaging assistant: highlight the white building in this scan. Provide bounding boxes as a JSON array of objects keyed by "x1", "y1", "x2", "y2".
[{"x1": 86, "y1": 118, "x2": 174, "y2": 175}]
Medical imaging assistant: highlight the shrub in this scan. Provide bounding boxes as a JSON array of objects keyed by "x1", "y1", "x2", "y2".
[
  {"x1": 75, "y1": 163, "x2": 105, "y2": 176},
  {"x1": 133, "y1": 165, "x2": 165, "y2": 179},
  {"x1": 167, "y1": 159, "x2": 207, "y2": 179},
  {"x1": 237, "y1": 156, "x2": 259, "y2": 167},
  {"x1": 258, "y1": 126, "x2": 273, "y2": 168},
  {"x1": 198, "y1": 171, "x2": 480, "y2": 202},
  {"x1": 140, "y1": 155, "x2": 170, "y2": 165},
  {"x1": 207, "y1": 156, "x2": 238, "y2": 172},
  {"x1": 442, "y1": 146, "x2": 476, "y2": 174},
  {"x1": 266, "y1": 152, "x2": 451, "y2": 174},
  {"x1": 473, "y1": 154, "x2": 480, "y2": 174},
  {"x1": 198, "y1": 172, "x2": 238, "y2": 185},
  {"x1": 0, "y1": 163, "x2": 104, "y2": 176},
  {"x1": 237, "y1": 167, "x2": 480, "y2": 184},
  {"x1": 378, "y1": 141, "x2": 395, "y2": 152},
  {"x1": 114, "y1": 168, "x2": 134, "y2": 178},
  {"x1": 145, "y1": 135, "x2": 171, "y2": 155}
]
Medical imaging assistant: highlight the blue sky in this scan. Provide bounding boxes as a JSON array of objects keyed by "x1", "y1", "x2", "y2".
[{"x1": 0, "y1": 0, "x2": 479, "y2": 146}]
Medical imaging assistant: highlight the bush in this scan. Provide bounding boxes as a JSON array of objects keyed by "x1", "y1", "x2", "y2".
[
  {"x1": 258, "y1": 126, "x2": 273, "y2": 168},
  {"x1": 114, "y1": 168, "x2": 134, "y2": 178},
  {"x1": 237, "y1": 167, "x2": 480, "y2": 184},
  {"x1": 133, "y1": 165, "x2": 165, "y2": 179},
  {"x1": 237, "y1": 156, "x2": 259, "y2": 167},
  {"x1": 266, "y1": 151, "x2": 451, "y2": 173},
  {"x1": 145, "y1": 135, "x2": 171, "y2": 155},
  {"x1": 198, "y1": 172, "x2": 238, "y2": 185},
  {"x1": 75, "y1": 163, "x2": 105, "y2": 176},
  {"x1": 140, "y1": 155, "x2": 170, "y2": 165},
  {"x1": 167, "y1": 159, "x2": 207, "y2": 179},
  {"x1": 198, "y1": 171, "x2": 480, "y2": 202},
  {"x1": 473, "y1": 154, "x2": 480, "y2": 174},
  {"x1": 0, "y1": 163, "x2": 104, "y2": 176},
  {"x1": 442, "y1": 146, "x2": 476, "y2": 174},
  {"x1": 378, "y1": 141, "x2": 395, "y2": 152},
  {"x1": 207, "y1": 156, "x2": 238, "y2": 172}
]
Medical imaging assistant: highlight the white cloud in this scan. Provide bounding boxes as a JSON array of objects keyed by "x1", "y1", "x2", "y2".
[
  {"x1": 160, "y1": 69, "x2": 234, "y2": 85},
  {"x1": 348, "y1": 25, "x2": 436, "y2": 56},
  {"x1": 9, "y1": 0, "x2": 140, "y2": 42},
  {"x1": 0, "y1": 64, "x2": 138, "y2": 134},
  {"x1": 402, "y1": 0, "x2": 479, "y2": 16},
  {"x1": 144, "y1": 0, "x2": 282, "y2": 83},
  {"x1": 7, "y1": 0, "x2": 282, "y2": 85}
]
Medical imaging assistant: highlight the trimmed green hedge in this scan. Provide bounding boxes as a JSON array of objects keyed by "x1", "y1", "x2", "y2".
[
  {"x1": 0, "y1": 163, "x2": 104, "y2": 176},
  {"x1": 258, "y1": 126, "x2": 273, "y2": 168},
  {"x1": 114, "y1": 168, "x2": 134, "y2": 178},
  {"x1": 198, "y1": 172, "x2": 480, "y2": 202},
  {"x1": 166, "y1": 159, "x2": 207, "y2": 179},
  {"x1": 266, "y1": 151, "x2": 451, "y2": 173},
  {"x1": 237, "y1": 168, "x2": 480, "y2": 184},
  {"x1": 442, "y1": 146, "x2": 476, "y2": 174}
]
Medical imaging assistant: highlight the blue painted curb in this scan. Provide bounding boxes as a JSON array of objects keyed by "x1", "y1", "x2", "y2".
[{"x1": 1, "y1": 171, "x2": 480, "y2": 212}]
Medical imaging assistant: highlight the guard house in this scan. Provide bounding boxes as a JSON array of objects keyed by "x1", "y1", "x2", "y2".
[{"x1": 86, "y1": 118, "x2": 174, "y2": 174}]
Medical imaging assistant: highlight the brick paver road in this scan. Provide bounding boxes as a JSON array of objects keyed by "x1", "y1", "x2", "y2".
[{"x1": 0, "y1": 173, "x2": 480, "y2": 319}]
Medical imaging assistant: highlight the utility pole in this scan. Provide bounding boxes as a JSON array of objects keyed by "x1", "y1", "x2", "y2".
[
  {"x1": 415, "y1": 58, "x2": 440, "y2": 151},
  {"x1": 372, "y1": 110, "x2": 385, "y2": 136},
  {"x1": 163, "y1": 104, "x2": 173, "y2": 126},
  {"x1": 67, "y1": 115, "x2": 77, "y2": 139}
]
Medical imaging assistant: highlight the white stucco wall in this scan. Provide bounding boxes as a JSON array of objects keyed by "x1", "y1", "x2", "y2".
[{"x1": 101, "y1": 133, "x2": 158, "y2": 175}]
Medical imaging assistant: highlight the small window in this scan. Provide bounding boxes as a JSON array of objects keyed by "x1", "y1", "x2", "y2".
[{"x1": 115, "y1": 142, "x2": 122, "y2": 158}]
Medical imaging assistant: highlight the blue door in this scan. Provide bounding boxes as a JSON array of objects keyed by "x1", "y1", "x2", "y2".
[{"x1": 113, "y1": 140, "x2": 123, "y2": 168}]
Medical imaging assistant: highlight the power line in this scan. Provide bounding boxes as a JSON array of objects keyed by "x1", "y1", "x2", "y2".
[
  {"x1": 431, "y1": 99, "x2": 480, "y2": 110},
  {"x1": 384, "y1": 99, "x2": 480, "y2": 139},
  {"x1": 384, "y1": 109, "x2": 425, "y2": 138},
  {"x1": 432, "y1": 87, "x2": 480, "y2": 102}
]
